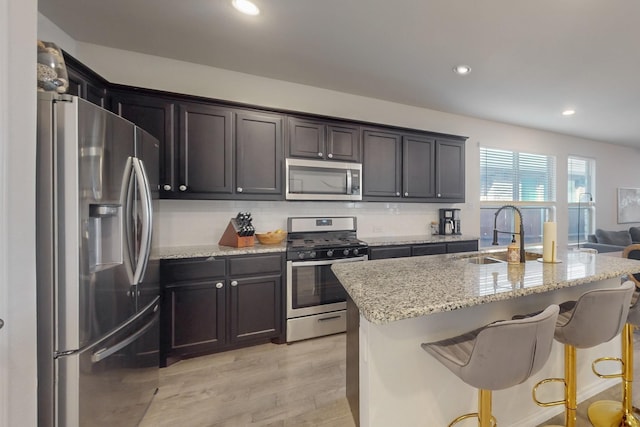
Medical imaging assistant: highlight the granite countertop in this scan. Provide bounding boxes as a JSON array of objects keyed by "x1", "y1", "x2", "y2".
[
  {"x1": 154, "y1": 241, "x2": 286, "y2": 259},
  {"x1": 362, "y1": 234, "x2": 478, "y2": 247},
  {"x1": 332, "y1": 249, "x2": 640, "y2": 325}
]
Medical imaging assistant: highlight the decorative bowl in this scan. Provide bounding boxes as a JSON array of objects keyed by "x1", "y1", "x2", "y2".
[{"x1": 255, "y1": 230, "x2": 286, "y2": 245}]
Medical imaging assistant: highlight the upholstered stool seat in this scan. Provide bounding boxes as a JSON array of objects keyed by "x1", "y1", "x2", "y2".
[
  {"x1": 588, "y1": 280, "x2": 640, "y2": 427},
  {"x1": 534, "y1": 281, "x2": 635, "y2": 427},
  {"x1": 422, "y1": 304, "x2": 560, "y2": 427}
]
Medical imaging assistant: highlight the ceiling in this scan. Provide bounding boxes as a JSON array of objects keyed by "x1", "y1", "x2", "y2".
[{"x1": 39, "y1": 0, "x2": 640, "y2": 147}]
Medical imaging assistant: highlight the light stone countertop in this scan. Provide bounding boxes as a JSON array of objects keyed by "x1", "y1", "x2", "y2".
[
  {"x1": 332, "y1": 249, "x2": 640, "y2": 325},
  {"x1": 154, "y1": 241, "x2": 286, "y2": 259},
  {"x1": 361, "y1": 234, "x2": 478, "y2": 246}
]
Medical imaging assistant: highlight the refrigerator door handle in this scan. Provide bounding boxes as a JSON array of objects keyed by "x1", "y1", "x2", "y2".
[
  {"x1": 120, "y1": 156, "x2": 136, "y2": 284},
  {"x1": 91, "y1": 310, "x2": 159, "y2": 363},
  {"x1": 131, "y1": 157, "x2": 153, "y2": 285}
]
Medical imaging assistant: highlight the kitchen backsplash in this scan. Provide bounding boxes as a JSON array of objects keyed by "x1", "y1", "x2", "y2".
[{"x1": 155, "y1": 200, "x2": 468, "y2": 248}]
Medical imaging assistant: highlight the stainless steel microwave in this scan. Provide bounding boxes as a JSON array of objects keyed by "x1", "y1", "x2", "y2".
[{"x1": 285, "y1": 158, "x2": 362, "y2": 201}]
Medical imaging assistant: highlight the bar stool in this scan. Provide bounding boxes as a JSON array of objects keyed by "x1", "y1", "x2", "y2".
[
  {"x1": 421, "y1": 304, "x2": 560, "y2": 427},
  {"x1": 588, "y1": 279, "x2": 640, "y2": 427},
  {"x1": 533, "y1": 282, "x2": 635, "y2": 427}
]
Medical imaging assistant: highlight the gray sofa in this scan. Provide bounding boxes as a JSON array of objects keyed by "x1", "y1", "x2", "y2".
[{"x1": 582, "y1": 227, "x2": 640, "y2": 253}]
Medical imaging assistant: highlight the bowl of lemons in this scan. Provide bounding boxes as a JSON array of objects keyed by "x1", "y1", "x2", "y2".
[{"x1": 255, "y1": 229, "x2": 287, "y2": 245}]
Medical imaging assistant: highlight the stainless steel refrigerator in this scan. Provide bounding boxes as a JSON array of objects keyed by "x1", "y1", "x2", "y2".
[{"x1": 36, "y1": 92, "x2": 160, "y2": 427}]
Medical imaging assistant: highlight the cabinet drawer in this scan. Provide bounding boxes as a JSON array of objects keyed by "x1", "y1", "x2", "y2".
[
  {"x1": 368, "y1": 246, "x2": 412, "y2": 260},
  {"x1": 447, "y1": 240, "x2": 479, "y2": 254},
  {"x1": 412, "y1": 243, "x2": 447, "y2": 256},
  {"x1": 228, "y1": 254, "x2": 283, "y2": 276},
  {"x1": 162, "y1": 258, "x2": 226, "y2": 282}
]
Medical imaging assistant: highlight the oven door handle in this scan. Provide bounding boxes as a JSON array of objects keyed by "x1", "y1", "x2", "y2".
[{"x1": 290, "y1": 256, "x2": 368, "y2": 267}]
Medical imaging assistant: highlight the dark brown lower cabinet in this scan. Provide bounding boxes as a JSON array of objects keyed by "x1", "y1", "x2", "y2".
[
  {"x1": 166, "y1": 280, "x2": 226, "y2": 359},
  {"x1": 229, "y1": 275, "x2": 281, "y2": 344},
  {"x1": 161, "y1": 253, "x2": 284, "y2": 366}
]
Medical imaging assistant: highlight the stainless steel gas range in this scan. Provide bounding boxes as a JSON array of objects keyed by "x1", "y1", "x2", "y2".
[{"x1": 286, "y1": 216, "x2": 368, "y2": 342}]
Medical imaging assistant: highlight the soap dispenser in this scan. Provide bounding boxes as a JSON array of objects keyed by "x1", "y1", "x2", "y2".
[{"x1": 507, "y1": 234, "x2": 520, "y2": 264}]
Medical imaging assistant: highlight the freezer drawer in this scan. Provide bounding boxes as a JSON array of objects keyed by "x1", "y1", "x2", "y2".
[{"x1": 57, "y1": 299, "x2": 160, "y2": 427}]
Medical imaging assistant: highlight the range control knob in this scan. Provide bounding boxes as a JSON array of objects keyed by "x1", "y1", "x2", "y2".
[
  {"x1": 343, "y1": 249, "x2": 350, "y2": 256},
  {"x1": 353, "y1": 248, "x2": 359, "y2": 256},
  {"x1": 310, "y1": 251, "x2": 317, "y2": 259},
  {"x1": 298, "y1": 252, "x2": 305, "y2": 260},
  {"x1": 326, "y1": 249, "x2": 334, "y2": 257}
]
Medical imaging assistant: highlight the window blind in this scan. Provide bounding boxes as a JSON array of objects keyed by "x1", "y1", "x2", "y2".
[{"x1": 480, "y1": 147, "x2": 556, "y2": 202}]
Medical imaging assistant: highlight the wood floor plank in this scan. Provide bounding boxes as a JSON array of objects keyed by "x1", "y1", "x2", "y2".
[{"x1": 141, "y1": 331, "x2": 640, "y2": 426}]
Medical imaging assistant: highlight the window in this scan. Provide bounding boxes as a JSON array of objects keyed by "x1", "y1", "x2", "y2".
[
  {"x1": 568, "y1": 156, "x2": 595, "y2": 245},
  {"x1": 479, "y1": 147, "x2": 556, "y2": 247}
]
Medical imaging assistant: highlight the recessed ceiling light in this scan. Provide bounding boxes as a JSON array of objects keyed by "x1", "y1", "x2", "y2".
[
  {"x1": 562, "y1": 109, "x2": 576, "y2": 116},
  {"x1": 453, "y1": 65, "x2": 472, "y2": 75},
  {"x1": 232, "y1": 0, "x2": 260, "y2": 16}
]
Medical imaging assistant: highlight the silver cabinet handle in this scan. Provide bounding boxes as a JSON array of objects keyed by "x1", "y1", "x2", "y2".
[
  {"x1": 317, "y1": 152, "x2": 323, "y2": 157},
  {"x1": 163, "y1": 184, "x2": 172, "y2": 191},
  {"x1": 237, "y1": 187, "x2": 243, "y2": 193},
  {"x1": 404, "y1": 192, "x2": 409, "y2": 196},
  {"x1": 328, "y1": 153, "x2": 333, "y2": 159},
  {"x1": 437, "y1": 193, "x2": 442, "y2": 197},
  {"x1": 179, "y1": 185, "x2": 187, "y2": 191},
  {"x1": 215, "y1": 282, "x2": 223, "y2": 289},
  {"x1": 396, "y1": 192, "x2": 400, "y2": 196},
  {"x1": 231, "y1": 280, "x2": 238, "y2": 287}
]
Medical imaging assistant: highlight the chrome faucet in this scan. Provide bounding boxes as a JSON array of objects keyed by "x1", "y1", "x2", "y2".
[{"x1": 492, "y1": 204, "x2": 525, "y2": 263}]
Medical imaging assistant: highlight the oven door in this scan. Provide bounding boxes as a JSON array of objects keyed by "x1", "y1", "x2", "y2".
[{"x1": 286, "y1": 256, "x2": 367, "y2": 318}]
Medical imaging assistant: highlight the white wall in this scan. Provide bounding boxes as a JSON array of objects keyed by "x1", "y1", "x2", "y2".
[
  {"x1": 38, "y1": 22, "x2": 640, "y2": 250},
  {"x1": 3, "y1": 0, "x2": 38, "y2": 426}
]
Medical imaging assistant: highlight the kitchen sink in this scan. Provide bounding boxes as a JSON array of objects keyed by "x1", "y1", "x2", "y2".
[
  {"x1": 460, "y1": 250, "x2": 541, "y2": 264},
  {"x1": 466, "y1": 256, "x2": 502, "y2": 264}
]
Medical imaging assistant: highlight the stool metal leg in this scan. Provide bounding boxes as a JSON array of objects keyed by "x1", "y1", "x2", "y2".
[
  {"x1": 588, "y1": 323, "x2": 640, "y2": 427},
  {"x1": 447, "y1": 389, "x2": 496, "y2": 427},
  {"x1": 533, "y1": 344, "x2": 577, "y2": 427}
]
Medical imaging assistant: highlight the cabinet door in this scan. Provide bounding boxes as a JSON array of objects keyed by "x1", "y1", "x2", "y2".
[
  {"x1": 403, "y1": 135, "x2": 435, "y2": 199},
  {"x1": 435, "y1": 139, "x2": 465, "y2": 201},
  {"x1": 363, "y1": 130, "x2": 402, "y2": 198},
  {"x1": 235, "y1": 111, "x2": 283, "y2": 195},
  {"x1": 166, "y1": 280, "x2": 226, "y2": 356},
  {"x1": 178, "y1": 103, "x2": 233, "y2": 195},
  {"x1": 288, "y1": 117, "x2": 325, "y2": 159},
  {"x1": 229, "y1": 275, "x2": 282, "y2": 344},
  {"x1": 368, "y1": 245, "x2": 412, "y2": 260},
  {"x1": 111, "y1": 92, "x2": 176, "y2": 194},
  {"x1": 66, "y1": 66, "x2": 108, "y2": 108},
  {"x1": 327, "y1": 124, "x2": 360, "y2": 162}
]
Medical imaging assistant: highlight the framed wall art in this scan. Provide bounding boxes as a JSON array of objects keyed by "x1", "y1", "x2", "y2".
[{"x1": 617, "y1": 187, "x2": 640, "y2": 223}]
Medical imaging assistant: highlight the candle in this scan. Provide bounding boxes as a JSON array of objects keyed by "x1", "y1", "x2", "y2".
[{"x1": 543, "y1": 222, "x2": 557, "y2": 262}]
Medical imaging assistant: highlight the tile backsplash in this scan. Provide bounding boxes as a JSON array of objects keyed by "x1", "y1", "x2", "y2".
[{"x1": 155, "y1": 200, "x2": 468, "y2": 248}]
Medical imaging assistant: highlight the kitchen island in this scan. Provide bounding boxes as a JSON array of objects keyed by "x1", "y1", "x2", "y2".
[{"x1": 332, "y1": 249, "x2": 640, "y2": 427}]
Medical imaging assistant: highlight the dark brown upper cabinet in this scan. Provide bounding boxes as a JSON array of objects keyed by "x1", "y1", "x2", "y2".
[
  {"x1": 363, "y1": 128, "x2": 465, "y2": 203},
  {"x1": 64, "y1": 52, "x2": 109, "y2": 109},
  {"x1": 435, "y1": 139, "x2": 465, "y2": 201},
  {"x1": 178, "y1": 103, "x2": 234, "y2": 196},
  {"x1": 402, "y1": 134, "x2": 436, "y2": 199},
  {"x1": 110, "y1": 91, "x2": 176, "y2": 195},
  {"x1": 235, "y1": 111, "x2": 284, "y2": 196},
  {"x1": 288, "y1": 117, "x2": 360, "y2": 162},
  {"x1": 362, "y1": 129, "x2": 402, "y2": 197}
]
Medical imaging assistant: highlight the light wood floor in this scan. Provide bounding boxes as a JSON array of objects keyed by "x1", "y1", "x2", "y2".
[{"x1": 140, "y1": 332, "x2": 640, "y2": 427}]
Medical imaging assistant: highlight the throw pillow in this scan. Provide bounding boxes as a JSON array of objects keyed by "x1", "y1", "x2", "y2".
[
  {"x1": 629, "y1": 227, "x2": 640, "y2": 242},
  {"x1": 595, "y1": 229, "x2": 632, "y2": 246}
]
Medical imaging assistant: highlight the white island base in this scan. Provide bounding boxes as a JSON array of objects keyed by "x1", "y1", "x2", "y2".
[{"x1": 348, "y1": 278, "x2": 622, "y2": 427}]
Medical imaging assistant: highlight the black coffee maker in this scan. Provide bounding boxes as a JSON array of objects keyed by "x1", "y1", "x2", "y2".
[{"x1": 439, "y1": 209, "x2": 461, "y2": 235}]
